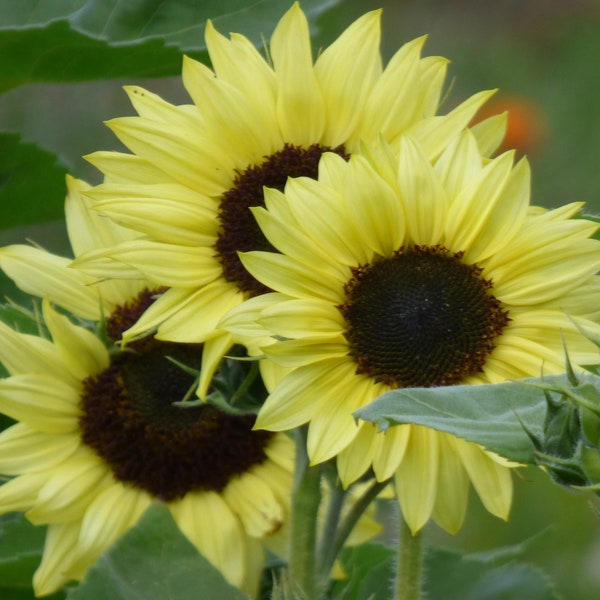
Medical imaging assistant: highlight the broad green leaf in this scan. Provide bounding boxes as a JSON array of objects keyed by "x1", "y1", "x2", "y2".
[
  {"x1": 0, "y1": 587, "x2": 65, "y2": 600},
  {"x1": 0, "y1": 513, "x2": 65, "y2": 599},
  {"x1": 0, "y1": 133, "x2": 67, "y2": 229},
  {"x1": 69, "y1": 0, "x2": 340, "y2": 50},
  {"x1": 424, "y1": 547, "x2": 559, "y2": 600},
  {"x1": 0, "y1": 513, "x2": 46, "y2": 583},
  {"x1": 466, "y1": 530, "x2": 551, "y2": 566},
  {"x1": 0, "y1": 0, "x2": 340, "y2": 90},
  {"x1": 354, "y1": 376, "x2": 561, "y2": 463},
  {"x1": 67, "y1": 503, "x2": 248, "y2": 600},
  {"x1": 331, "y1": 539, "x2": 558, "y2": 600}
]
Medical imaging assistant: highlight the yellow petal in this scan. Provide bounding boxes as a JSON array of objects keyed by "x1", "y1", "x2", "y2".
[
  {"x1": 307, "y1": 376, "x2": 365, "y2": 464},
  {"x1": 27, "y1": 454, "x2": 110, "y2": 524},
  {"x1": 397, "y1": 136, "x2": 446, "y2": 246},
  {"x1": 79, "y1": 484, "x2": 151, "y2": 557},
  {"x1": 0, "y1": 471, "x2": 50, "y2": 513},
  {"x1": 434, "y1": 129, "x2": 483, "y2": 200},
  {"x1": 101, "y1": 240, "x2": 221, "y2": 288},
  {"x1": 445, "y1": 150, "x2": 524, "y2": 262},
  {"x1": 43, "y1": 298, "x2": 109, "y2": 380},
  {"x1": 337, "y1": 423, "x2": 380, "y2": 487},
  {"x1": 106, "y1": 117, "x2": 232, "y2": 195},
  {"x1": 470, "y1": 112, "x2": 508, "y2": 157},
  {"x1": 197, "y1": 331, "x2": 233, "y2": 399},
  {"x1": 222, "y1": 471, "x2": 284, "y2": 538},
  {"x1": 260, "y1": 298, "x2": 344, "y2": 339},
  {"x1": 88, "y1": 186, "x2": 217, "y2": 247},
  {"x1": 84, "y1": 150, "x2": 167, "y2": 185},
  {"x1": 0, "y1": 245, "x2": 102, "y2": 320},
  {"x1": 219, "y1": 293, "x2": 283, "y2": 341},
  {"x1": 0, "y1": 321, "x2": 74, "y2": 380},
  {"x1": 362, "y1": 36, "x2": 428, "y2": 143},
  {"x1": 315, "y1": 9, "x2": 382, "y2": 145},
  {"x1": 240, "y1": 251, "x2": 344, "y2": 304},
  {"x1": 204, "y1": 22, "x2": 279, "y2": 144},
  {"x1": 344, "y1": 155, "x2": 405, "y2": 256},
  {"x1": 0, "y1": 374, "x2": 80, "y2": 433},
  {"x1": 256, "y1": 359, "x2": 353, "y2": 432},
  {"x1": 270, "y1": 3, "x2": 325, "y2": 144},
  {"x1": 170, "y1": 491, "x2": 248, "y2": 588},
  {"x1": 264, "y1": 339, "x2": 348, "y2": 369},
  {"x1": 372, "y1": 424, "x2": 410, "y2": 482},
  {"x1": 181, "y1": 55, "x2": 278, "y2": 166},
  {"x1": 65, "y1": 174, "x2": 139, "y2": 256},
  {"x1": 454, "y1": 439, "x2": 513, "y2": 520},
  {"x1": 0, "y1": 423, "x2": 79, "y2": 474},
  {"x1": 394, "y1": 426, "x2": 439, "y2": 534},
  {"x1": 407, "y1": 89, "x2": 497, "y2": 160},
  {"x1": 150, "y1": 282, "x2": 242, "y2": 344},
  {"x1": 431, "y1": 434, "x2": 470, "y2": 534},
  {"x1": 33, "y1": 521, "x2": 84, "y2": 596},
  {"x1": 124, "y1": 85, "x2": 201, "y2": 126}
]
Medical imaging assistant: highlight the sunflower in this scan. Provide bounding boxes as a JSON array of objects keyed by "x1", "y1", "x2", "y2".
[
  {"x1": 72, "y1": 2, "x2": 505, "y2": 365},
  {"x1": 220, "y1": 131, "x2": 600, "y2": 534},
  {"x1": 0, "y1": 297, "x2": 294, "y2": 596}
]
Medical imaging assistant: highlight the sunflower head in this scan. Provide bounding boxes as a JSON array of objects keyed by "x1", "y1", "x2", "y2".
[
  {"x1": 339, "y1": 244, "x2": 510, "y2": 388},
  {"x1": 0, "y1": 298, "x2": 294, "y2": 595},
  {"x1": 220, "y1": 131, "x2": 600, "y2": 533}
]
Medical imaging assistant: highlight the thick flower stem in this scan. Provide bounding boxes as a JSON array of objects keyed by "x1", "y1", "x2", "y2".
[
  {"x1": 289, "y1": 426, "x2": 321, "y2": 599},
  {"x1": 395, "y1": 516, "x2": 424, "y2": 600}
]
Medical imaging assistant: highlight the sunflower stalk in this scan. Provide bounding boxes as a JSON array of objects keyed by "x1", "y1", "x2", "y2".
[
  {"x1": 319, "y1": 478, "x2": 390, "y2": 591},
  {"x1": 315, "y1": 476, "x2": 346, "y2": 592},
  {"x1": 289, "y1": 426, "x2": 322, "y2": 599},
  {"x1": 395, "y1": 516, "x2": 424, "y2": 600}
]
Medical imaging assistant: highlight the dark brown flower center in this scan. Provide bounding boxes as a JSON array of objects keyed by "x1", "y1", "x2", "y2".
[
  {"x1": 339, "y1": 245, "x2": 510, "y2": 388},
  {"x1": 214, "y1": 143, "x2": 349, "y2": 297},
  {"x1": 79, "y1": 289, "x2": 273, "y2": 501}
]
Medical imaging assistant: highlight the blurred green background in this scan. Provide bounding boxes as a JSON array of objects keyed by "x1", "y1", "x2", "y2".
[{"x1": 1, "y1": 0, "x2": 600, "y2": 598}]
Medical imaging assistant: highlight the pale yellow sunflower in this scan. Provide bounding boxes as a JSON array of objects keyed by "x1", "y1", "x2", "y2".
[
  {"x1": 72, "y1": 2, "x2": 505, "y2": 367},
  {"x1": 0, "y1": 298, "x2": 294, "y2": 596},
  {"x1": 220, "y1": 131, "x2": 600, "y2": 534}
]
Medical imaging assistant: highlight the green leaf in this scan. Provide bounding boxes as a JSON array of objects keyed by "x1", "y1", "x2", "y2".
[
  {"x1": 69, "y1": 0, "x2": 340, "y2": 50},
  {"x1": 0, "y1": 513, "x2": 65, "y2": 599},
  {"x1": 0, "y1": 513, "x2": 46, "y2": 585},
  {"x1": 0, "y1": 586, "x2": 65, "y2": 600},
  {"x1": 354, "y1": 376, "x2": 559, "y2": 463},
  {"x1": 330, "y1": 542, "x2": 394, "y2": 600},
  {"x1": 424, "y1": 547, "x2": 559, "y2": 600},
  {"x1": 67, "y1": 503, "x2": 248, "y2": 600},
  {"x1": 0, "y1": 0, "x2": 340, "y2": 89},
  {"x1": 0, "y1": 133, "x2": 68, "y2": 229},
  {"x1": 331, "y1": 538, "x2": 558, "y2": 600},
  {"x1": 0, "y1": 20, "x2": 188, "y2": 91}
]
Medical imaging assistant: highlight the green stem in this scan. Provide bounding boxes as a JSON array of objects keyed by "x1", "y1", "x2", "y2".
[
  {"x1": 228, "y1": 359, "x2": 260, "y2": 406},
  {"x1": 315, "y1": 477, "x2": 346, "y2": 594},
  {"x1": 325, "y1": 478, "x2": 389, "y2": 575},
  {"x1": 395, "y1": 515, "x2": 424, "y2": 600},
  {"x1": 289, "y1": 427, "x2": 322, "y2": 599}
]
